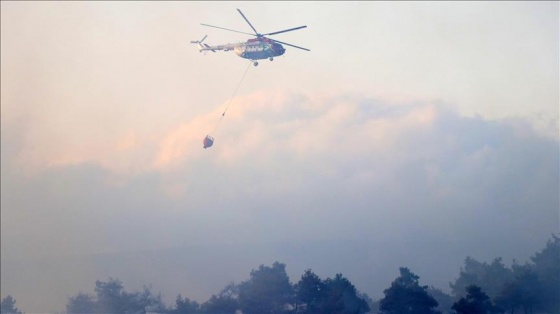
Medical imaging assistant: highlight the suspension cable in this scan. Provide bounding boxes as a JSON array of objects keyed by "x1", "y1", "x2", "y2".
[{"x1": 211, "y1": 61, "x2": 253, "y2": 134}]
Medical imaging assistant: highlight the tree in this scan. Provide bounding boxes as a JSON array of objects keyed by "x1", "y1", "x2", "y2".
[
  {"x1": 201, "y1": 296, "x2": 236, "y2": 313},
  {"x1": 530, "y1": 234, "x2": 560, "y2": 313},
  {"x1": 379, "y1": 267, "x2": 440, "y2": 314},
  {"x1": 200, "y1": 295, "x2": 237, "y2": 314},
  {"x1": 66, "y1": 277, "x2": 166, "y2": 314},
  {"x1": 170, "y1": 295, "x2": 200, "y2": 313},
  {"x1": 294, "y1": 269, "x2": 327, "y2": 313},
  {"x1": 322, "y1": 273, "x2": 370, "y2": 314},
  {"x1": 427, "y1": 286, "x2": 454, "y2": 314},
  {"x1": 95, "y1": 278, "x2": 167, "y2": 313},
  {"x1": 450, "y1": 257, "x2": 513, "y2": 302},
  {"x1": 136, "y1": 286, "x2": 167, "y2": 313},
  {"x1": 201, "y1": 282, "x2": 239, "y2": 314},
  {"x1": 66, "y1": 292, "x2": 96, "y2": 314},
  {"x1": 495, "y1": 262, "x2": 542, "y2": 314},
  {"x1": 237, "y1": 262, "x2": 294, "y2": 314},
  {"x1": 200, "y1": 282, "x2": 239, "y2": 314},
  {"x1": 294, "y1": 269, "x2": 370, "y2": 314},
  {"x1": 94, "y1": 278, "x2": 129, "y2": 313},
  {"x1": 1, "y1": 295, "x2": 23, "y2": 314},
  {"x1": 357, "y1": 292, "x2": 375, "y2": 314},
  {"x1": 452, "y1": 285, "x2": 502, "y2": 314}
]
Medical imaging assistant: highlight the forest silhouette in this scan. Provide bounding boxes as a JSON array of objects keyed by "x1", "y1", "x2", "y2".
[{"x1": 1, "y1": 235, "x2": 558, "y2": 314}]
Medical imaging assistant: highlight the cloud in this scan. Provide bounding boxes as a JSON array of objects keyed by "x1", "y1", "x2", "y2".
[
  {"x1": 149, "y1": 90, "x2": 559, "y2": 252},
  {"x1": 5, "y1": 89, "x2": 557, "y2": 211},
  {"x1": 2, "y1": 90, "x2": 558, "y2": 312},
  {"x1": 155, "y1": 91, "x2": 439, "y2": 172}
]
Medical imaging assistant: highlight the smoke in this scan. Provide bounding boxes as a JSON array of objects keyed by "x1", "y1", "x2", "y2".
[{"x1": 2, "y1": 90, "x2": 558, "y2": 312}]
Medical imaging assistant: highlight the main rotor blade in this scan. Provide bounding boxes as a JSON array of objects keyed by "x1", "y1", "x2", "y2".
[
  {"x1": 201, "y1": 23, "x2": 254, "y2": 36},
  {"x1": 270, "y1": 38, "x2": 310, "y2": 51},
  {"x1": 264, "y1": 25, "x2": 307, "y2": 36},
  {"x1": 237, "y1": 8, "x2": 259, "y2": 36}
]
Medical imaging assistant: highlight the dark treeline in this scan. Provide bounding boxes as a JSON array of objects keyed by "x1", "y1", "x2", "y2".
[
  {"x1": 1, "y1": 235, "x2": 558, "y2": 314},
  {"x1": 62, "y1": 263, "x2": 371, "y2": 314}
]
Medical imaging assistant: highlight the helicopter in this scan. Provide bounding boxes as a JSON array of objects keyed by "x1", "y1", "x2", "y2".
[{"x1": 191, "y1": 8, "x2": 309, "y2": 66}]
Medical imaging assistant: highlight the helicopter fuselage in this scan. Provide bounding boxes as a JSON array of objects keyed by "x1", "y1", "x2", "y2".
[
  {"x1": 235, "y1": 38, "x2": 285, "y2": 60},
  {"x1": 196, "y1": 38, "x2": 286, "y2": 64}
]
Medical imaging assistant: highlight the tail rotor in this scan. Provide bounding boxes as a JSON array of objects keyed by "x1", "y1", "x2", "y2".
[
  {"x1": 190, "y1": 35, "x2": 208, "y2": 52},
  {"x1": 190, "y1": 34, "x2": 208, "y2": 44}
]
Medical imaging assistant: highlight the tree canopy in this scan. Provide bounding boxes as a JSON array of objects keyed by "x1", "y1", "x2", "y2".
[
  {"x1": 66, "y1": 278, "x2": 166, "y2": 314},
  {"x1": 1, "y1": 296, "x2": 23, "y2": 314},
  {"x1": 294, "y1": 270, "x2": 370, "y2": 314},
  {"x1": 237, "y1": 262, "x2": 294, "y2": 314},
  {"x1": 379, "y1": 267, "x2": 440, "y2": 314},
  {"x1": 452, "y1": 285, "x2": 502, "y2": 314},
  {"x1": 54, "y1": 235, "x2": 560, "y2": 314},
  {"x1": 64, "y1": 262, "x2": 371, "y2": 314},
  {"x1": 450, "y1": 234, "x2": 560, "y2": 313}
]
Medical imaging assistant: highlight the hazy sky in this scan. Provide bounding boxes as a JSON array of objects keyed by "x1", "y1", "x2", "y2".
[{"x1": 1, "y1": 1, "x2": 558, "y2": 312}]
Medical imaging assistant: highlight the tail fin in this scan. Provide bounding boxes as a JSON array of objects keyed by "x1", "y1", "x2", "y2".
[{"x1": 190, "y1": 35, "x2": 208, "y2": 52}]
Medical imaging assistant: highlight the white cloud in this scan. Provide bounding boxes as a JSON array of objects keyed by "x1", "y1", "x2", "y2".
[{"x1": 2, "y1": 90, "x2": 558, "y2": 312}]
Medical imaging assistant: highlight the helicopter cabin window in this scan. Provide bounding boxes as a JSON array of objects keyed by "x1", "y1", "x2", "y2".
[{"x1": 246, "y1": 45, "x2": 265, "y2": 52}]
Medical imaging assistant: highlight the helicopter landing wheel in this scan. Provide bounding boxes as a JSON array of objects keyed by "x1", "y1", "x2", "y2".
[
  {"x1": 253, "y1": 61, "x2": 259, "y2": 66},
  {"x1": 269, "y1": 57, "x2": 273, "y2": 61}
]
